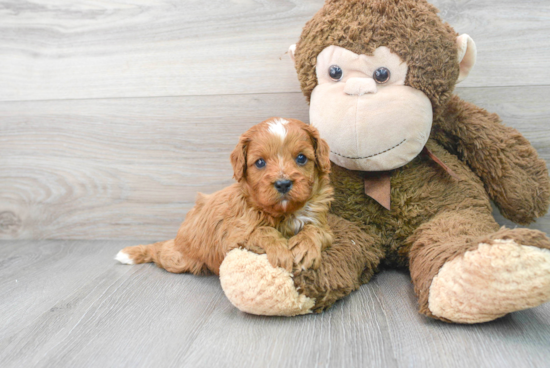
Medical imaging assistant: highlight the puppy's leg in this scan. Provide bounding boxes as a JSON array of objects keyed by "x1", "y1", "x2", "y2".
[
  {"x1": 289, "y1": 224, "x2": 333, "y2": 271},
  {"x1": 246, "y1": 227, "x2": 294, "y2": 272},
  {"x1": 116, "y1": 241, "x2": 164, "y2": 265},
  {"x1": 116, "y1": 239, "x2": 205, "y2": 274}
]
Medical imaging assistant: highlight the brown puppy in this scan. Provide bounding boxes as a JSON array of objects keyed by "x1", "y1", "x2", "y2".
[{"x1": 115, "y1": 118, "x2": 333, "y2": 275}]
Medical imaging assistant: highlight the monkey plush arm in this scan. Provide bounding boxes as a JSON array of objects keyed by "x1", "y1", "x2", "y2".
[{"x1": 433, "y1": 95, "x2": 550, "y2": 225}]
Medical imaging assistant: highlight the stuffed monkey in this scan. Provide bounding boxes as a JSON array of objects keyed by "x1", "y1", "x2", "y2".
[{"x1": 219, "y1": 0, "x2": 550, "y2": 323}]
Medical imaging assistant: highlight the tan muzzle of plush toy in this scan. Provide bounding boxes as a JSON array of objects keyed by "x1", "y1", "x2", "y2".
[{"x1": 308, "y1": 45, "x2": 433, "y2": 172}]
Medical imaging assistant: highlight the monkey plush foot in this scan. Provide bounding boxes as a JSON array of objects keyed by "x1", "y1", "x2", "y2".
[
  {"x1": 428, "y1": 239, "x2": 550, "y2": 323},
  {"x1": 219, "y1": 249, "x2": 315, "y2": 316}
]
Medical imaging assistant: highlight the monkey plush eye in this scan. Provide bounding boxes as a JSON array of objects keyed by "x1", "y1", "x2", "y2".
[
  {"x1": 328, "y1": 65, "x2": 343, "y2": 81},
  {"x1": 296, "y1": 154, "x2": 308, "y2": 165},
  {"x1": 373, "y1": 67, "x2": 391, "y2": 84},
  {"x1": 255, "y1": 158, "x2": 266, "y2": 169}
]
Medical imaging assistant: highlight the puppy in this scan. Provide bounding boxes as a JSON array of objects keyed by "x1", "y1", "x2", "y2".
[{"x1": 115, "y1": 117, "x2": 333, "y2": 275}]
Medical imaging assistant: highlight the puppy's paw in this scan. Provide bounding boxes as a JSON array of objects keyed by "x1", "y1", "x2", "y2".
[
  {"x1": 243, "y1": 243, "x2": 267, "y2": 256},
  {"x1": 115, "y1": 250, "x2": 135, "y2": 265},
  {"x1": 265, "y1": 245, "x2": 294, "y2": 272},
  {"x1": 289, "y1": 236, "x2": 322, "y2": 272}
]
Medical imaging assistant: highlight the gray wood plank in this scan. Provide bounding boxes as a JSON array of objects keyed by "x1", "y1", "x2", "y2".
[
  {"x1": 1, "y1": 240, "x2": 549, "y2": 368},
  {"x1": 374, "y1": 270, "x2": 550, "y2": 368},
  {"x1": 2, "y1": 86, "x2": 550, "y2": 240},
  {"x1": 434, "y1": 0, "x2": 550, "y2": 89},
  {"x1": 0, "y1": 0, "x2": 549, "y2": 102},
  {"x1": 0, "y1": 0, "x2": 309, "y2": 102},
  {"x1": 0, "y1": 240, "x2": 140, "y2": 340},
  {"x1": 0, "y1": 240, "x2": 397, "y2": 368},
  {"x1": 0, "y1": 93, "x2": 309, "y2": 240}
]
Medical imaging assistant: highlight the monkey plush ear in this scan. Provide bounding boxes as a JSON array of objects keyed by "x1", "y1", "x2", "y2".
[
  {"x1": 456, "y1": 34, "x2": 477, "y2": 84},
  {"x1": 288, "y1": 44, "x2": 296, "y2": 62},
  {"x1": 230, "y1": 136, "x2": 250, "y2": 182},
  {"x1": 302, "y1": 124, "x2": 331, "y2": 175}
]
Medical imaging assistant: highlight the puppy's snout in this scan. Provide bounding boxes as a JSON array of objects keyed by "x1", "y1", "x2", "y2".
[{"x1": 274, "y1": 180, "x2": 293, "y2": 194}]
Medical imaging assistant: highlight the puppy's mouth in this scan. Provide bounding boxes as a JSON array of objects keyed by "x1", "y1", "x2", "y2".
[
  {"x1": 278, "y1": 193, "x2": 297, "y2": 212},
  {"x1": 281, "y1": 199, "x2": 289, "y2": 212}
]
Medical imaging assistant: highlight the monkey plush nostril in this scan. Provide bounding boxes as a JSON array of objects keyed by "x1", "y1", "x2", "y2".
[
  {"x1": 274, "y1": 180, "x2": 293, "y2": 194},
  {"x1": 344, "y1": 77, "x2": 377, "y2": 96}
]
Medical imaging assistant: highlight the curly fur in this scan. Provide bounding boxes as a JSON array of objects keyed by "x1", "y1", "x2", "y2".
[
  {"x1": 285, "y1": 0, "x2": 550, "y2": 319},
  {"x1": 116, "y1": 118, "x2": 334, "y2": 275},
  {"x1": 294, "y1": 0, "x2": 459, "y2": 115}
]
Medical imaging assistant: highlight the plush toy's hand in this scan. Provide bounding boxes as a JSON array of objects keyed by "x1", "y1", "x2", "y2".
[
  {"x1": 434, "y1": 96, "x2": 550, "y2": 225},
  {"x1": 219, "y1": 249, "x2": 315, "y2": 316},
  {"x1": 219, "y1": 214, "x2": 382, "y2": 316},
  {"x1": 288, "y1": 234, "x2": 322, "y2": 272},
  {"x1": 489, "y1": 154, "x2": 550, "y2": 225}
]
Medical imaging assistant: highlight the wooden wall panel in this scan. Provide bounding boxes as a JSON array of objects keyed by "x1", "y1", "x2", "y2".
[
  {"x1": 1, "y1": 0, "x2": 549, "y2": 102},
  {"x1": 2, "y1": 2, "x2": 550, "y2": 365},
  {"x1": 0, "y1": 93, "x2": 310, "y2": 239},
  {"x1": 1, "y1": 0, "x2": 550, "y2": 239},
  {"x1": 2, "y1": 86, "x2": 550, "y2": 239}
]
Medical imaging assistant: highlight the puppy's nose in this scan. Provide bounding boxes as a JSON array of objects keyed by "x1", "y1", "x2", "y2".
[{"x1": 274, "y1": 180, "x2": 293, "y2": 194}]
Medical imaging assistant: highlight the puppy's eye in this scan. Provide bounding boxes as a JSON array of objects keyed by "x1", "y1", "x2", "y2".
[
  {"x1": 373, "y1": 67, "x2": 391, "y2": 84},
  {"x1": 296, "y1": 154, "x2": 308, "y2": 166},
  {"x1": 255, "y1": 158, "x2": 266, "y2": 169},
  {"x1": 328, "y1": 65, "x2": 343, "y2": 81}
]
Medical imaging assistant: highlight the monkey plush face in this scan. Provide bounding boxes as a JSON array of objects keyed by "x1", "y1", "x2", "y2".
[
  {"x1": 290, "y1": 0, "x2": 477, "y2": 173},
  {"x1": 310, "y1": 45, "x2": 432, "y2": 171}
]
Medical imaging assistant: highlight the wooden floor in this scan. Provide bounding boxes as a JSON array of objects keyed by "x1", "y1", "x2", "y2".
[
  {"x1": 1, "y1": 239, "x2": 549, "y2": 368},
  {"x1": 2, "y1": 0, "x2": 550, "y2": 367}
]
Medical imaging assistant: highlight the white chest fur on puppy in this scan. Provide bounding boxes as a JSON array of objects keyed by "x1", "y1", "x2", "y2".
[{"x1": 286, "y1": 202, "x2": 319, "y2": 235}]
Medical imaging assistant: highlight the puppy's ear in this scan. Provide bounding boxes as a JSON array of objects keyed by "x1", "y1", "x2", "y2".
[
  {"x1": 302, "y1": 124, "x2": 331, "y2": 175},
  {"x1": 230, "y1": 135, "x2": 250, "y2": 182}
]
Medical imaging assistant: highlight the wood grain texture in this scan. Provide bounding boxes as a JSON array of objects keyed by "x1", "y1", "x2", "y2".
[
  {"x1": 1, "y1": 2, "x2": 550, "y2": 366},
  {"x1": 0, "y1": 240, "x2": 549, "y2": 368},
  {"x1": 2, "y1": 86, "x2": 550, "y2": 240},
  {"x1": 0, "y1": 93, "x2": 309, "y2": 240},
  {"x1": 1, "y1": 0, "x2": 549, "y2": 102}
]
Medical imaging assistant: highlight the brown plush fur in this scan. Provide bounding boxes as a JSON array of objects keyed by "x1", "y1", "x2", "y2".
[
  {"x1": 118, "y1": 118, "x2": 333, "y2": 275},
  {"x1": 294, "y1": 0, "x2": 459, "y2": 115},
  {"x1": 410, "y1": 222, "x2": 550, "y2": 321},
  {"x1": 286, "y1": 0, "x2": 550, "y2": 319},
  {"x1": 433, "y1": 95, "x2": 550, "y2": 225},
  {"x1": 293, "y1": 214, "x2": 383, "y2": 312}
]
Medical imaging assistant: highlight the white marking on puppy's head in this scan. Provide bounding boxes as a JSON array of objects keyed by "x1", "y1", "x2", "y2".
[{"x1": 268, "y1": 118, "x2": 289, "y2": 141}]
